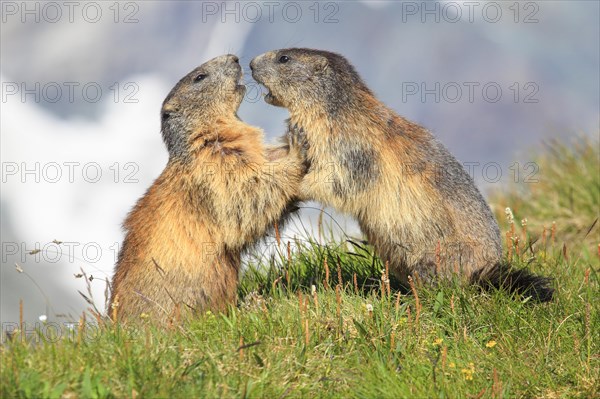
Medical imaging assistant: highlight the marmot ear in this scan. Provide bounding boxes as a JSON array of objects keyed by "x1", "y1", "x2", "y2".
[{"x1": 313, "y1": 56, "x2": 329, "y2": 73}]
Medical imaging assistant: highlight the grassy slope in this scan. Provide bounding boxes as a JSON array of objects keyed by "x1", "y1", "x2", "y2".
[{"x1": 2, "y1": 138, "x2": 599, "y2": 399}]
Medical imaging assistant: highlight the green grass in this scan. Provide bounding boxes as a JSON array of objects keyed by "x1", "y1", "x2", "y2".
[
  {"x1": 490, "y1": 135, "x2": 599, "y2": 249},
  {"x1": 2, "y1": 137, "x2": 599, "y2": 398}
]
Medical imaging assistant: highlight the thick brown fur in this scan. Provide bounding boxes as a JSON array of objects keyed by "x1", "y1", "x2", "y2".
[
  {"x1": 250, "y1": 48, "x2": 553, "y2": 301},
  {"x1": 110, "y1": 55, "x2": 304, "y2": 324}
]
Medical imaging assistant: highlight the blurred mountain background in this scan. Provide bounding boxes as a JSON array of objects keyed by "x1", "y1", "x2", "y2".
[{"x1": 1, "y1": 1, "x2": 598, "y2": 324}]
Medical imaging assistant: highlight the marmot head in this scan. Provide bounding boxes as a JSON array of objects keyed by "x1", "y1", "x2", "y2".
[
  {"x1": 250, "y1": 48, "x2": 371, "y2": 116},
  {"x1": 161, "y1": 54, "x2": 245, "y2": 159}
]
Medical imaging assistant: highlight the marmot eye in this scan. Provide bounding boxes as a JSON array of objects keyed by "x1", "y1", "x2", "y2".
[
  {"x1": 278, "y1": 55, "x2": 290, "y2": 64},
  {"x1": 194, "y1": 73, "x2": 207, "y2": 82}
]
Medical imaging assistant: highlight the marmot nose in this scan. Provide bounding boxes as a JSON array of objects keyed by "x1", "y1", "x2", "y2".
[
  {"x1": 249, "y1": 59, "x2": 255, "y2": 71},
  {"x1": 229, "y1": 55, "x2": 239, "y2": 64}
]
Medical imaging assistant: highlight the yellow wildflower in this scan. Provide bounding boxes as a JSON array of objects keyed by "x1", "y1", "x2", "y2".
[
  {"x1": 461, "y1": 362, "x2": 475, "y2": 381},
  {"x1": 486, "y1": 340, "x2": 497, "y2": 348}
]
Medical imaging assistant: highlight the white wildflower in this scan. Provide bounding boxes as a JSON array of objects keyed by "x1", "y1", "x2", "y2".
[{"x1": 505, "y1": 207, "x2": 514, "y2": 223}]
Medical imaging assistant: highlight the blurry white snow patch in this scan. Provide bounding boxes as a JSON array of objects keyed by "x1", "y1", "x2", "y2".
[{"x1": 1, "y1": 73, "x2": 170, "y2": 316}]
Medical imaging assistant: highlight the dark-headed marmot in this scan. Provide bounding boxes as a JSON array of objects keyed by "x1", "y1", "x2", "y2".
[
  {"x1": 250, "y1": 48, "x2": 552, "y2": 301},
  {"x1": 110, "y1": 54, "x2": 304, "y2": 323}
]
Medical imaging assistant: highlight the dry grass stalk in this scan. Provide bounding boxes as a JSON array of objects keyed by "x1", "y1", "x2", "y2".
[
  {"x1": 324, "y1": 258, "x2": 330, "y2": 290},
  {"x1": 111, "y1": 294, "x2": 119, "y2": 325},
  {"x1": 145, "y1": 324, "x2": 151, "y2": 350},
  {"x1": 167, "y1": 303, "x2": 181, "y2": 331},
  {"x1": 573, "y1": 332, "x2": 580, "y2": 354},
  {"x1": 311, "y1": 285, "x2": 319, "y2": 314},
  {"x1": 304, "y1": 319, "x2": 310, "y2": 346},
  {"x1": 542, "y1": 226, "x2": 547, "y2": 249},
  {"x1": 272, "y1": 276, "x2": 283, "y2": 292},
  {"x1": 492, "y1": 368, "x2": 502, "y2": 398},
  {"x1": 317, "y1": 207, "x2": 324, "y2": 242},
  {"x1": 441, "y1": 345, "x2": 447, "y2": 369},
  {"x1": 395, "y1": 292, "x2": 402, "y2": 314},
  {"x1": 239, "y1": 336, "x2": 244, "y2": 361},
  {"x1": 435, "y1": 242, "x2": 441, "y2": 277},
  {"x1": 506, "y1": 231, "x2": 512, "y2": 260},
  {"x1": 90, "y1": 307, "x2": 103, "y2": 326},
  {"x1": 298, "y1": 291, "x2": 304, "y2": 316},
  {"x1": 78, "y1": 312, "x2": 86, "y2": 346},
  {"x1": 408, "y1": 275, "x2": 421, "y2": 327},
  {"x1": 335, "y1": 285, "x2": 342, "y2": 319},
  {"x1": 286, "y1": 242, "x2": 291, "y2": 288},
  {"x1": 274, "y1": 221, "x2": 281, "y2": 247},
  {"x1": 337, "y1": 256, "x2": 343, "y2": 287},
  {"x1": 385, "y1": 260, "x2": 391, "y2": 298}
]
